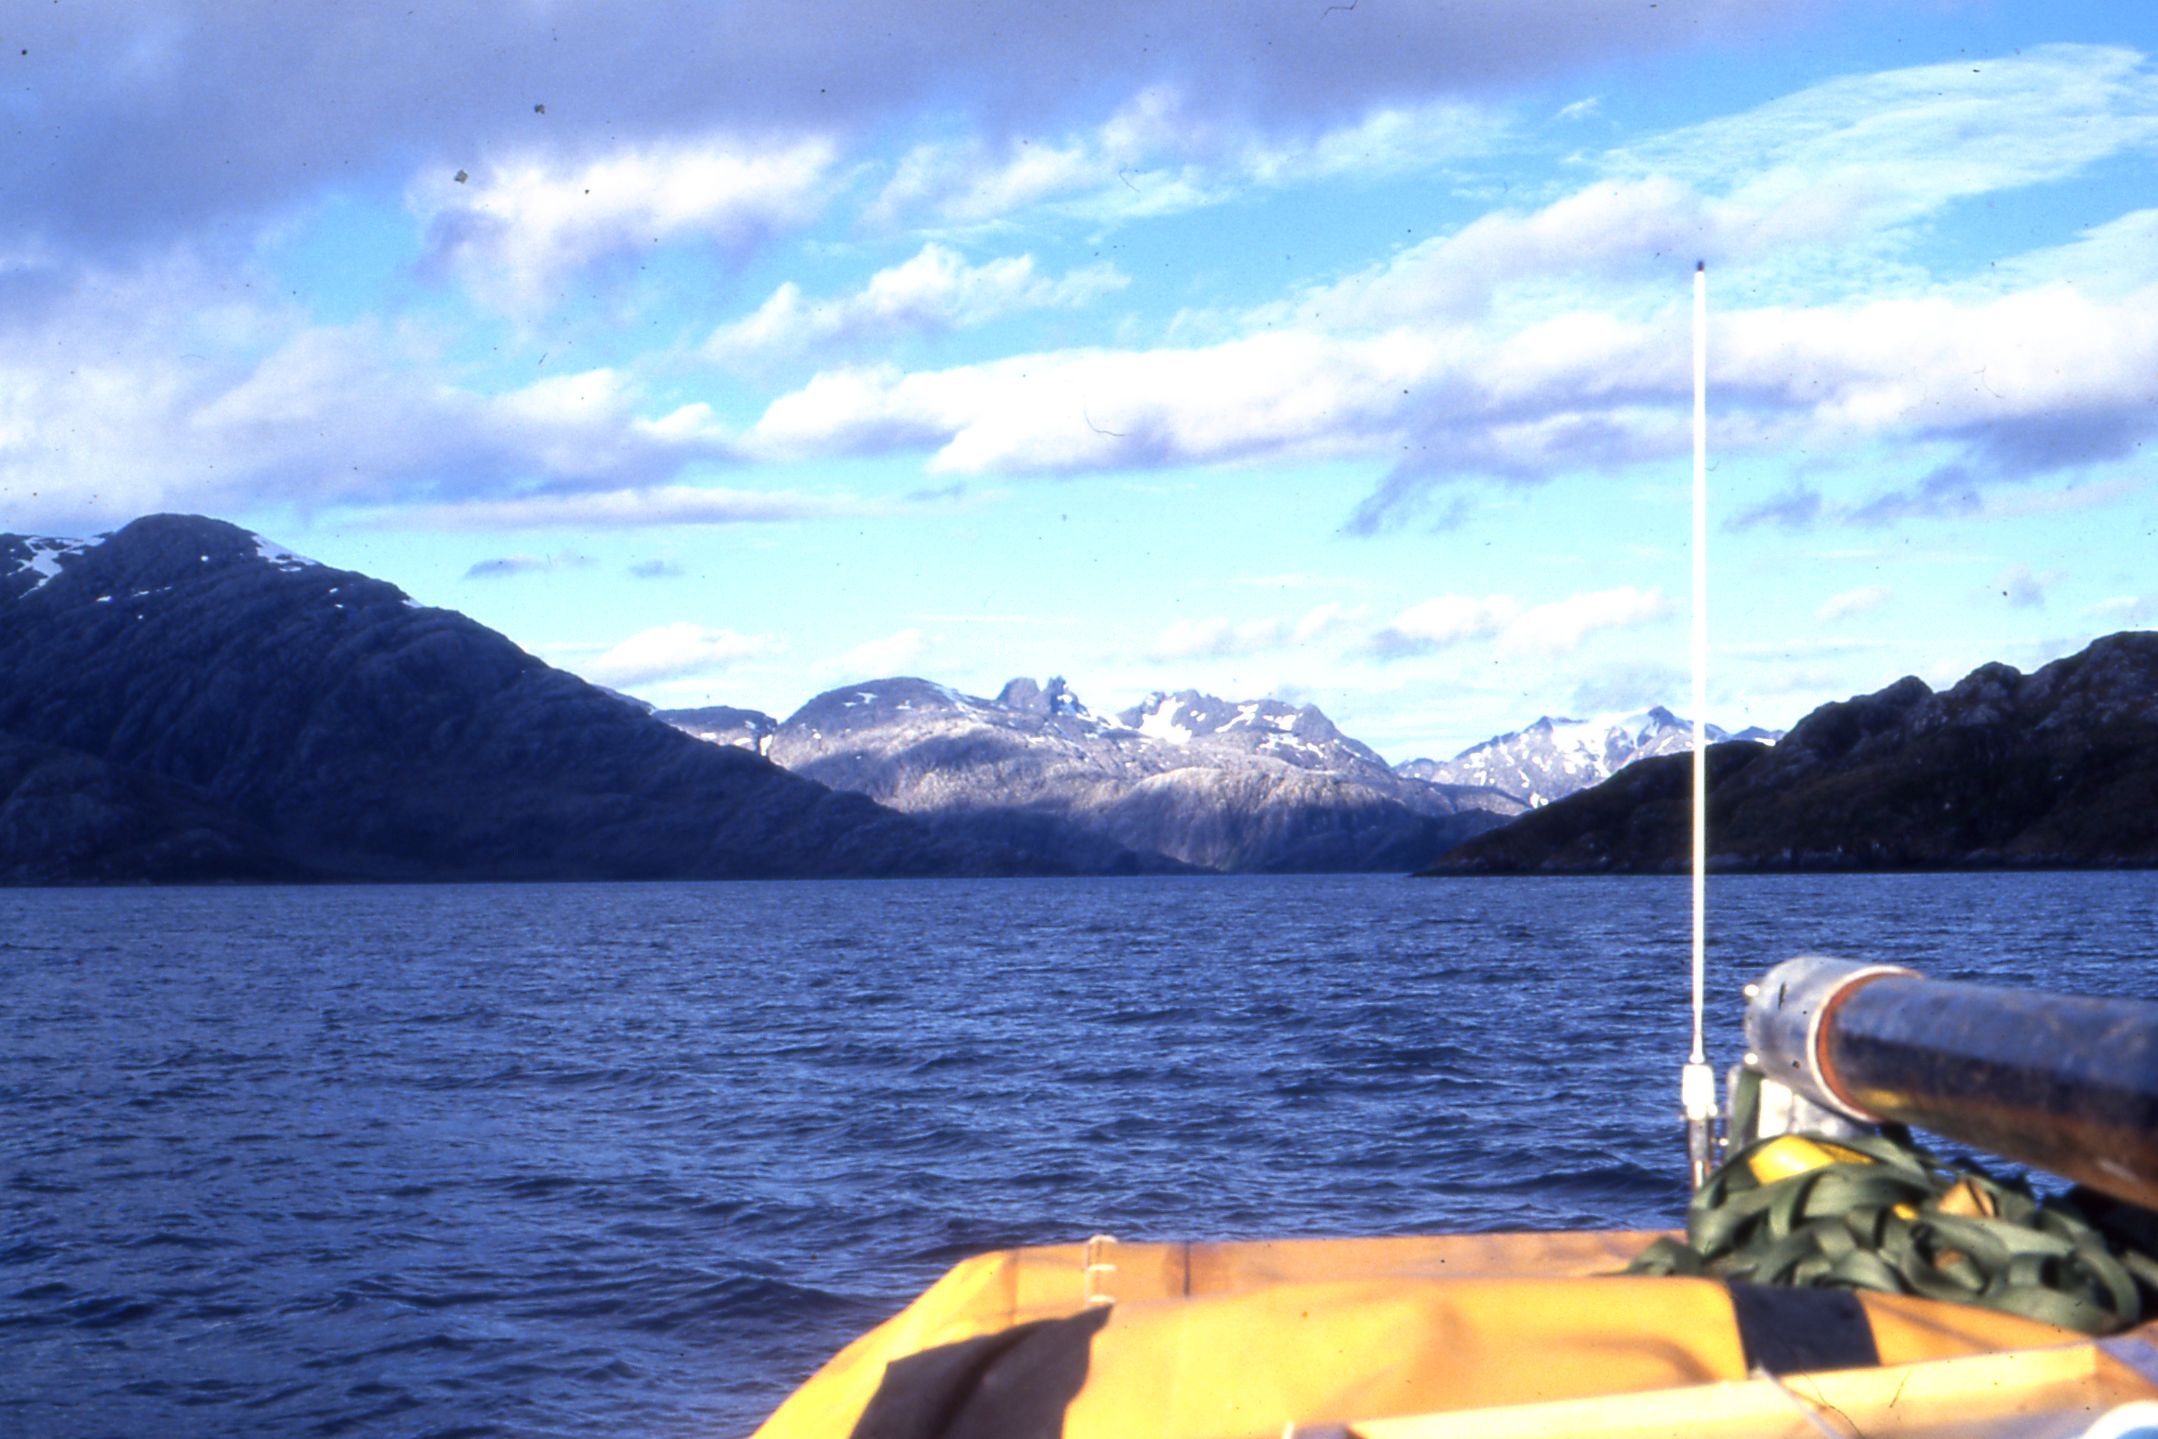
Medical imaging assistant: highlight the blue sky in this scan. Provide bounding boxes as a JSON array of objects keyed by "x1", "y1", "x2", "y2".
[{"x1": 5, "y1": 2, "x2": 2156, "y2": 758}]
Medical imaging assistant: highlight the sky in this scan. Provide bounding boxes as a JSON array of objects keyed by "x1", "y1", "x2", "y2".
[{"x1": 5, "y1": 2, "x2": 2156, "y2": 760}]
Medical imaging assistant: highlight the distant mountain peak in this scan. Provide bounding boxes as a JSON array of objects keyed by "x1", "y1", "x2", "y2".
[
  {"x1": 1116, "y1": 689, "x2": 1347, "y2": 748},
  {"x1": 3, "y1": 515, "x2": 326, "y2": 604},
  {"x1": 0, "y1": 516, "x2": 1015, "y2": 883},
  {"x1": 656, "y1": 704, "x2": 778, "y2": 756},
  {"x1": 103, "y1": 513, "x2": 319, "y2": 569},
  {"x1": 766, "y1": 674, "x2": 1522, "y2": 872},
  {"x1": 996, "y1": 675, "x2": 1087, "y2": 718},
  {"x1": 1400, "y1": 706, "x2": 1780, "y2": 809},
  {"x1": 1428, "y1": 631, "x2": 2158, "y2": 874}
]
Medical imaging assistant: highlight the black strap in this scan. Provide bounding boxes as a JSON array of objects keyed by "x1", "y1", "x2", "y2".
[
  {"x1": 1728, "y1": 1281, "x2": 1881, "y2": 1375},
  {"x1": 849, "y1": 1305, "x2": 1111, "y2": 1439}
]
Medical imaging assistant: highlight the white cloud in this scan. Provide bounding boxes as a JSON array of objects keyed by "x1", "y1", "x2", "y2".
[
  {"x1": 691, "y1": 56, "x2": 2158, "y2": 530},
  {"x1": 751, "y1": 328, "x2": 1442, "y2": 475},
  {"x1": 0, "y1": 233, "x2": 793, "y2": 535},
  {"x1": 1135, "y1": 45, "x2": 2158, "y2": 524},
  {"x1": 377, "y1": 484, "x2": 861, "y2": 531},
  {"x1": 1149, "y1": 602, "x2": 1367, "y2": 660},
  {"x1": 868, "y1": 90, "x2": 1510, "y2": 231},
  {"x1": 1706, "y1": 285, "x2": 2158, "y2": 530},
  {"x1": 1253, "y1": 47, "x2": 2158, "y2": 337},
  {"x1": 1150, "y1": 618, "x2": 1258, "y2": 661},
  {"x1": 873, "y1": 132, "x2": 1111, "y2": 231},
  {"x1": 2090, "y1": 596, "x2": 2152, "y2": 626},
  {"x1": 0, "y1": 275, "x2": 738, "y2": 532},
  {"x1": 1374, "y1": 586, "x2": 1672, "y2": 658},
  {"x1": 483, "y1": 368, "x2": 737, "y2": 480},
  {"x1": 1381, "y1": 594, "x2": 1520, "y2": 652},
  {"x1": 705, "y1": 244, "x2": 1128, "y2": 364},
  {"x1": 1496, "y1": 586, "x2": 1673, "y2": 656},
  {"x1": 16, "y1": 0, "x2": 1822, "y2": 263},
  {"x1": 581, "y1": 622, "x2": 775, "y2": 687},
  {"x1": 1253, "y1": 175, "x2": 1706, "y2": 332},
  {"x1": 413, "y1": 135, "x2": 837, "y2": 311},
  {"x1": 17, "y1": 28, "x2": 2157, "y2": 562},
  {"x1": 821, "y1": 628, "x2": 931, "y2": 679},
  {"x1": 1816, "y1": 585, "x2": 1892, "y2": 623},
  {"x1": 1989, "y1": 208, "x2": 2158, "y2": 300},
  {"x1": 1723, "y1": 285, "x2": 2158, "y2": 440},
  {"x1": 743, "y1": 210, "x2": 2158, "y2": 524},
  {"x1": 1610, "y1": 45, "x2": 2158, "y2": 252}
]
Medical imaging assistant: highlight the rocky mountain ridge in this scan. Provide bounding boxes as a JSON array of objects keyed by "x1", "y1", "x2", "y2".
[
  {"x1": 0, "y1": 516, "x2": 1023, "y2": 883},
  {"x1": 714, "y1": 675, "x2": 1523, "y2": 873},
  {"x1": 661, "y1": 705, "x2": 778, "y2": 755},
  {"x1": 1424, "y1": 633, "x2": 2158, "y2": 873},
  {"x1": 1396, "y1": 706, "x2": 1782, "y2": 807}
]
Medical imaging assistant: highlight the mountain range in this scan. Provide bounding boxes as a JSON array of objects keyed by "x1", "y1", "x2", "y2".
[
  {"x1": 663, "y1": 692, "x2": 1776, "y2": 872},
  {"x1": 1424, "y1": 632, "x2": 2158, "y2": 873},
  {"x1": 1395, "y1": 708, "x2": 1783, "y2": 807},
  {"x1": 0, "y1": 516, "x2": 1018, "y2": 883},
  {"x1": 672, "y1": 677, "x2": 1523, "y2": 873},
  {"x1": 10, "y1": 514, "x2": 2152, "y2": 884}
]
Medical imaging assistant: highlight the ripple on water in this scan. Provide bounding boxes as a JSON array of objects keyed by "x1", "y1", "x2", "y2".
[{"x1": 5, "y1": 873, "x2": 2155, "y2": 1437}]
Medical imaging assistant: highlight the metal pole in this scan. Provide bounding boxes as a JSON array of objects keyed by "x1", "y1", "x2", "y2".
[
  {"x1": 1745, "y1": 956, "x2": 2158, "y2": 1211},
  {"x1": 1682, "y1": 262, "x2": 1718, "y2": 1189}
]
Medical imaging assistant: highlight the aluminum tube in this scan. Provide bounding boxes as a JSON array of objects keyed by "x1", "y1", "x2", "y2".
[
  {"x1": 1744, "y1": 955, "x2": 1918, "y2": 1124},
  {"x1": 1746, "y1": 956, "x2": 2158, "y2": 1210}
]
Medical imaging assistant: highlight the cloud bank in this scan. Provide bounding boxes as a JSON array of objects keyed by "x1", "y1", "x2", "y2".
[{"x1": 8, "y1": 0, "x2": 1814, "y2": 256}]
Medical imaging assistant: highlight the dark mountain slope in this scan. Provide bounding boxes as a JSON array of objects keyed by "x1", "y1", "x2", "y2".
[
  {"x1": 0, "y1": 515, "x2": 1021, "y2": 881},
  {"x1": 0, "y1": 729, "x2": 311, "y2": 883},
  {"x1": 1424, "y1": 633, "x2": 2158, "y2": 874}
]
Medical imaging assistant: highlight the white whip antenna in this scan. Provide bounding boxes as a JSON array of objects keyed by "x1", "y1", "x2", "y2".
[{"x1": 1682, "y1": 260, "x2": 1718, "y2": 1190}]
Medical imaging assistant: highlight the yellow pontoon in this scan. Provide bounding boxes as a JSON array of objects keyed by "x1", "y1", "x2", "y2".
[{"x1": 756, "y1": 958, "x2": 2158, "y2": 1438}]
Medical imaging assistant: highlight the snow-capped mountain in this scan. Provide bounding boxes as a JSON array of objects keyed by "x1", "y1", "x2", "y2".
[
  {"x1": 1117, "y1": 690, "x2": 1400, "y2": 777},
  {"x1": 0, "y1": 515, "x2": 1016, "y2": 883},
  {"x1": 746, "y1": 676, "x2": 1523, "y2": 873},
  {"x1": 1429, "y1": 635, "x2": 2158, "y2": 873},
  {"x1": 1397, "y1": 707, "x2": 1783, "y2": 808}
]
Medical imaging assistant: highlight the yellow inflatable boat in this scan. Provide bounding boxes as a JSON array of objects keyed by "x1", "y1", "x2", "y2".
[
  {"x1": 755, "y1": 958, "x2": 2158, "y2": 1438},
  {"x1": 754, "y1": 272, "x2": 2158, "y2": 1438}
]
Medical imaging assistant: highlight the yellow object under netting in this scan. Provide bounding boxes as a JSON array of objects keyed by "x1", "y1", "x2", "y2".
[{"x1": 753, "y1": 1231, "x2": 2158, "y2": 1438}]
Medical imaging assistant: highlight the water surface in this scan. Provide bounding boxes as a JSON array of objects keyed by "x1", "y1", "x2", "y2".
[{"x1": 5, "y1": 873, "x2": 2154, "y2": 1437}]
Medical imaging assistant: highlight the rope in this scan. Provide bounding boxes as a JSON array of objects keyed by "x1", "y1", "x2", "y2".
[{"x1": 1629, "y1": 1082, "x2": 2158, "y2": 1335}]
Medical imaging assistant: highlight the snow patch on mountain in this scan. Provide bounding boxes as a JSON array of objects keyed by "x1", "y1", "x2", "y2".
[
  {"x1": 1133, "y1": 695, "x2": 1197, "y2": 746},
  {"x1": 1399, "y1": 706, "x2": 1783, "y2": 808},
  {"x1": 251, "y1": 535, "x2": 321, "y2": 571},
  {"x1": 6, "y1": 535, "x2": 95, "y2": 593}
]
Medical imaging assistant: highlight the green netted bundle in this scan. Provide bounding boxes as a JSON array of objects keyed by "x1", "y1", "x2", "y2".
[{"x1": 1628, "y1": 1128, "x2": 2158, "y2": 1335}]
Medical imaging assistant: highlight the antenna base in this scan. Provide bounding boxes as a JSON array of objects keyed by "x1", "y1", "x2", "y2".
[{"x1": 1682, "y1": 1059, "x2": 1720, "y2": 1190}]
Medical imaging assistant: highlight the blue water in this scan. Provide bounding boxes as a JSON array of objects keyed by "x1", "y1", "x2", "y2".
[{"x1": 5, "y1": 873, "x2": 2156, "y2": 1438}]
